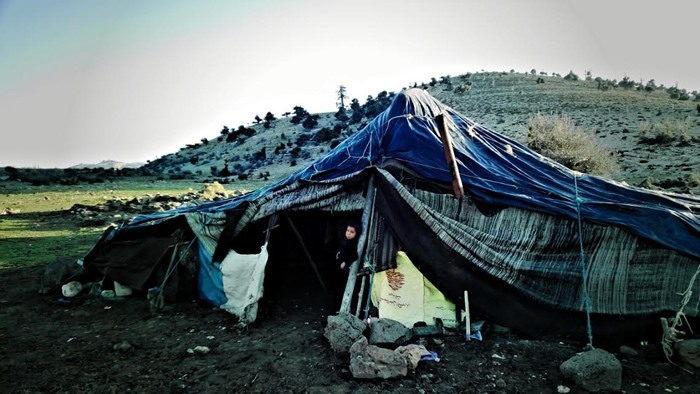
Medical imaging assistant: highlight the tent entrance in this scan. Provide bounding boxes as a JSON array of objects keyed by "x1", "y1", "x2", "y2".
[{"x1": 258, "y1": 211, "x2": 362, "y2": 314}]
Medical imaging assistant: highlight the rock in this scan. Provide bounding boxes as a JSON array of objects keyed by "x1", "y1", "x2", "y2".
[
  {"x1": 324, "y1": 313, "x2": 366, "y2": 354},
  {"x1": 675, "y1": 339, "x2": 700, "y2": 368},
  {"x1": 619, "y1": 345, "x2": 638, "y2": 357},
  {"x1": 61, "y1": 281, "x2": 84, "y2": 297},
  {"x1": 113, "y1": 341, "x2": 132, "y2": 352},
  {"x1": 3, "y1": 208, "x2": 20, "y2": 215},
  {"x1": 369, "y1": 318, "x2": 411, "y2": 347},
  {"x1": 349, "y1": 337, "x2": 407, "y2": 379},
  {"x1": 186, "y1": 345, "x2": 211, "y2": 355},
  {"x1": 560, "y1": 348, "x2": 621, "y2": 392},
  {"x1": 495, "y1": 378, "x2": 507, "y2": 388},
  {"x1": 395, "y1": 344, "x2": 431, "y2": 370}
]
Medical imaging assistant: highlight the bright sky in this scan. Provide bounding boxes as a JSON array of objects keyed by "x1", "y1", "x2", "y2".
[{"x1": 1, "y1": 0, "x2": 697, "y2": 168}]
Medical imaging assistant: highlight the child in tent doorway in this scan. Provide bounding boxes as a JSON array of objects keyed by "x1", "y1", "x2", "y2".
[{"x1": 336, "y1": 221, "x2": 360, "y2": 270}]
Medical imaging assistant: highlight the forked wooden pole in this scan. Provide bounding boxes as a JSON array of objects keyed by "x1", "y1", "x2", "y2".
[{"x1": 436, "y1": 114, "x2": 464, "y2": 198}]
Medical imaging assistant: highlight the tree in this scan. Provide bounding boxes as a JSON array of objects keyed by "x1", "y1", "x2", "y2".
[
  {"x1": 349, "y1": 98, "x2": 364, "y2": 124},
  {"x1": 302, "y1": 114, "x2": 319, "y2": 129},
  {"x1": 334, "y1": 107, "x2": 349, "y2": 122},
  {"x1": 644, "y1": 79, "x2": 656, "y2": 95},
  {"x1": 220, "y1": 126, "x2": 229, "y2": 136},
  {"x1": 254, "y1": 115, "x2": 262, "y2": 124},
  {"x1": 337, "y1": 85, "x2": 347, "y2": 109},
  {"x1": 564, "y1": 70, "x2": 579, "y2": 81},
  {"x1": 263, "y1": 112, "x2": 276, "y2": 129},
  {"x1": 291, "y1": 106, "x2": 309, "y2": 124}
]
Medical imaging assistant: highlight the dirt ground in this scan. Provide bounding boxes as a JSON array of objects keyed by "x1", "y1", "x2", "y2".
[{"x1": 0, "y1": 264, "x2": 698, "y2": 394}]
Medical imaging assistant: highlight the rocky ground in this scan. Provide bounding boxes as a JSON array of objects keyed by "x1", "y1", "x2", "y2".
[{"x1": 1, "y1": 255, "x2": 699, "y2": 393}]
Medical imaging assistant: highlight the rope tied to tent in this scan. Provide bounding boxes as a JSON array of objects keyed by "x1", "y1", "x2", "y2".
[
  {"x1": 661, "y1": 263, "x2": 699, "y2": 374},
  {"x1": 573, "y1": 171, "x2": 594, "y2": 348},
  {"x1": 148, "y1": 237, "x2": 197, "y2": 314}
]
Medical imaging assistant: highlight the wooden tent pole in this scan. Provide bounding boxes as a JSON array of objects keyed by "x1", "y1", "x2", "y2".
[
  {"x1": 340, "y1": 175, "x2": 376, "y2": 313},
  {"x1": 355, "y1": 275, "x2": 366, "y2": 317},
  {"x1": 436, "y1": 114, "x2": 464, "y2": 198},
  {"x1": 286, "y1": 215, "x2": 327, "y2": 292}
]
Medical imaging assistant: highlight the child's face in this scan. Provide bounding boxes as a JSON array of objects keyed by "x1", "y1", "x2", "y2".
[{"x1": 345, "y1": 226, "x2": 357, "y2": 240}]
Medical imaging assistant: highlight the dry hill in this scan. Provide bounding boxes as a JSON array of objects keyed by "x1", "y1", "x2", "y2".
[{"x1": 143, "y1": 71, "x2": 700, "y2": 194}]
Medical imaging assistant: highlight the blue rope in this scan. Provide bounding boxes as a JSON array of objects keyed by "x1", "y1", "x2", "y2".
[{"x1": 574, "y1": 173, "x2": 594, "y2": 347}]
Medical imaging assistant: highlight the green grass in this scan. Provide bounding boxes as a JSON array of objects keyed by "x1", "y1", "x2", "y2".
[{"x1": 0, "y1": 177, "x2": 267, "y2": 268}]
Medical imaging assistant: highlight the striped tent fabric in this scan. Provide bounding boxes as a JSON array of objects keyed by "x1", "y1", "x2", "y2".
[{"x1": 377, "y1": 168, "x2": 700, "y2": 316}]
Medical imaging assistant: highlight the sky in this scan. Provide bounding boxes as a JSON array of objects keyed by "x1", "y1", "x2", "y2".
[{"x1": 1, "y1": 0, "x2": 698, "y2": 168}]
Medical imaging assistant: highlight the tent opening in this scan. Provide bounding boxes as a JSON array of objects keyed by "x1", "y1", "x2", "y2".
[{"x1": 235, "y1": 211, "x2": 364, "y2": 316}]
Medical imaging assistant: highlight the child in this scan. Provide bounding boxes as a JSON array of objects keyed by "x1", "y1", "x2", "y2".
[{"x1": 336, "y1": 222, "x2": 360, "y2": 270}]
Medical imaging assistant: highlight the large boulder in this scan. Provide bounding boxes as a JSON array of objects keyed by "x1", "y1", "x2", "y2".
[
  {"x1": 349, "y1": 337, "x2": 408, "y2": 379},
  {"x1": 675, "y1": 339, "x2": 700, "y2": 368},
  {"x1": 560, "y1": 348, "x2": 621, "y2": 392},
  {"x1": 324, "y1": 313, "x2": 366, "y2": 354},
  {"x1": 369, "y1": 318, "x2": 411, "y2": 347}
]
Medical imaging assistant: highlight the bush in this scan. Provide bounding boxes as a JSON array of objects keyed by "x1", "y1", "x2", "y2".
[
  {"x1": 563, "y1": 71, "x2": 579, "y2": 81},
  {"x1": 526, "y1": 113, "x2": 617, "y2": 176},
  {"x1": 314, "y1": 127, "x2": 340, "y2": 143},
  {"x1": 296, "y1": 133, "x2": 311, "y2": 146},
  {"x1": 639, "y1": 118, "x2": 693, "y2": 144},
  {"x1": 302, "y1": 114, "x2": 319, "y2": 129}
]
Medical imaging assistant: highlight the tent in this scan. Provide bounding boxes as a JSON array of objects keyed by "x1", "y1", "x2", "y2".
[{"x1": 83, "y1": 88, "x2": 700, "y2": 340}]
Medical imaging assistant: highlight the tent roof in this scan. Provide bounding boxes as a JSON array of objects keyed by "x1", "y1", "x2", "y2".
[{"x1": 131, "y1": 88, "x2": 700, "y2": 259}]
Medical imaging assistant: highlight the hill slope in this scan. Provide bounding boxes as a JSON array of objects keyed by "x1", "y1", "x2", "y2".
[{"x1": 143, "y1": 71, "x2": 700, "y2": 194}]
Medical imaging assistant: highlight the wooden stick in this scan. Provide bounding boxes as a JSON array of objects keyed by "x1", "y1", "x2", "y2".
[
  {"x1": 340, "y1": 175, "x2": 376, "y2": 313},
  {"x1": 355, "y1": 275, "x2": 366, "y2": 317},
  {"x1": 436, "y1": 114, "x2": 464, "y2": 198},
  {"x1": 464, "y1": 290, "x2": 471, "y2": 341},
  {"x1": 286, "y1": 216, "x2": 327, "y2": 292}
]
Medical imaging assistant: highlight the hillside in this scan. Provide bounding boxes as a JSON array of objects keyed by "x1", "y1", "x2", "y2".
[{"x1": 143, "y1": 71, "x2": 700, "y2": 194}]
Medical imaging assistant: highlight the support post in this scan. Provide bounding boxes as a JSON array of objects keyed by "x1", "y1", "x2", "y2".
[
  {"x1": 286, "y1": 216, "x2": 327, "y2": 292},
  {"x1": 436, "y1": 114, "x2": 464, "y2": 198},
  {"x1": 354, "y1": 275, "x2": 366, "y2": 317},
  {"x1": 464, "y1": 290, "x2": 471, "y2": 341},
  {"x1": 340, "y1": 175, "x2": 376, "y2": 313}
]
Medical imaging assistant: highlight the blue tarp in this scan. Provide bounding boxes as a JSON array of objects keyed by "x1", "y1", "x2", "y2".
[{"x1": 131, "y1": 88, "x2": 700, "y2": 259}]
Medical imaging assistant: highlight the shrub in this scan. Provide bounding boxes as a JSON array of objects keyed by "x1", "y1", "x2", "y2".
[
  {"x1": 252, "y1": 147, "x2": 266, "y2": 161},
  {"x1": 639, "y1": 118, "x2": 693, "y2": 144},
  {"x1": 296, "y1": 133, "x2": 311, "y2": 146},
  {"x1": 526, "y1": 113, "x2": 617, "y2": 176},
  {"x1": 563, "y1": 71, "x2": 579, "y2": 81},
  {"x1": 302, "y1": 114, "x2": 319, "y2": 129},
  {"x1": 314, "y1": 127, "x2": 340, "y2": 143},
  {"x1": 334, "y1": 107, "x2": 349, "y2": 122}
]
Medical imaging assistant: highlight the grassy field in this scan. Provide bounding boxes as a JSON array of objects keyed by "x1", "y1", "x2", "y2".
[{"x1": 0, "y1": 178, "x2": 267, "y2": 268}]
